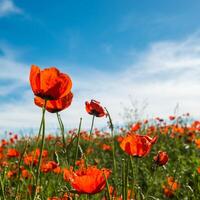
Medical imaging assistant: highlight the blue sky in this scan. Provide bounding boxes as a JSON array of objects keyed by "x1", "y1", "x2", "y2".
[
  {"x1": 1, "y1": 0, "x2": 200, "y2": 69},
  {"x1": 1, "y1": 0, "x2": 200, "y2": 131}
]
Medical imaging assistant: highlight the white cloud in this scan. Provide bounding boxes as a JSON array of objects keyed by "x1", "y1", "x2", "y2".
[
  {"x1": 0, "y1": 44, "x2": 28, "y2": 97},
  {"x1": 0, "y1": 0, "x2": 22, "y2": 17},
  {"x1": 1, "y1": 32, "x2": 200, "y2": 133}
]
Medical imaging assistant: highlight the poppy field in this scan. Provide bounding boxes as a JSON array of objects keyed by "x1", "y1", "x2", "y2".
[{"x1": 0, "y1": 65, "x2": 200, "y2": 200}]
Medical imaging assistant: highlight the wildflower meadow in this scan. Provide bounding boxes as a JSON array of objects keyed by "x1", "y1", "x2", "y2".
[{"x1": 0, "y1": 65, "x2": 199, "y2": 200}]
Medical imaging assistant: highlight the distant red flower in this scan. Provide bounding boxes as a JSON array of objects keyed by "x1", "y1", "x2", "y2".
[
  {"x1": 23, "y1": 149, "x2": 48, "y2": 166},
  {"x1": 101, "y1": 144, "x2": 112, "y2": 151},
  {"x1": 53, "y1": 166, "x2": 62, "y2": 174},
  {"x1": 41, "y1": 161, "x2": 58, "y2": 173},
  {"x1": 1, "y1": 161, "x2": 8, "y2": 167},
  {"x1": 24, "y1": 155, "x2": 38, "y2": 166},
  {"x1": 30, "y1": 65, "x2": 72, "y2": 100},
  {"x1": 47, "y1": 193, "x2": 73, "y2": 200},
  {"x1": 195, "y1": 138, "x2": 200, "y2": 149},
  {"x1": 34, "y1": 92, "x2": 73, "y2": 113},
  {"x1": 21, "y1": 169, "x2": 32, "y2": 179},
  {"x1": 156, "y1": 117, "x2": 164, "y2": 122},
  {"x1": 7, "y1": 170, "x2": 17, "y2": 178},
  {"x1": 10, "y1": 138, "x2": 15, "y2": 144},
  {"x1": 0, "y1": 147, "x2": 3, "y2": 153},
  {"x1": 85, "y1": 100, "x2": 106, "y2": 117},
  {"x1": 7, "y1": 149, "x2": 19, "y2": 158},
  {"x1": 63, "y1": 166, "x2": 111, "y2": 194},
  {"x1": 162, "y1": 177, "x2": 180, "y2": 197},
  {"x1": 154, "y1": 151, "x2": 169, "y2": 166},
  {"x1": 13, "y1": 134, "x2": 18, "y2": 140},
  {"x1": 120, "y1": 133, "x2": 158, "y2": 157},
  {"x1": 169, "y1": 116, "x2": 175, "y2": 121},
  {"x1": 1, "y1": 139, "x2": 8, "y2": 146},
  {"x1": 0, "y1": 153, "x2": 4, "y2": 160},
  {"x1": 75, "y1": 159, "x2": 85, "y2": 167},
  {"x1": 197, "y1": 167, "x2": 200, "y2": 174},
  {"x1": 46, "y1": 134, "x2": 55, "y2": 141},
  {"x1": 131, "y1": 122, "x2": 141, "y2": 132},
  {"x1": 116, "y1": 136, "x2": 124, "y2": 143},
  {"x1": 34, "y1": 149, "x2": 48, "y2": 158}
]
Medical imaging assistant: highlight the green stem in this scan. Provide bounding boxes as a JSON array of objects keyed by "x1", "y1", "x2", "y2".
[
  {"x1": 0, "y1": 173, "x2": 5, "y2": 200},
  {"x1": 145, "y1": 165, "x2": 157, "y2": 199},
  {"x1": 122, "y1": 159, "x2": 126, "y2": 200},
  {"x1": 56, "y1": 113, "x2": 69, "y2": 166},
  {"x1": 15, "y1": 141, "x2": 28, "y2": 200},
  {"x1": 131, "y1": 157, "x2": 141, "y2": 199},
  {"x1": 36, "y1": 117, "x2": 43, "y2": 142},
  {"x1": 33, "y1": 100, "x2": 47, "y2": 200},
  {"x1": 89, "y1": 115, "x2": 95, "y2": 139},
  {"x1": 29, "y1": 111, "x2": 44, "y2": 175},
  {"x1": 85, "y1": 115, "x2": 95, "y2": 167},
  {"x1": 73, "y1": 118, "x2": 82, "y2": 168},
  {"x1": 56, "y1": 113, "x2": 67, "y2": 149},
  {"x1": 105, "y1": 108, "x2": 117, "y2": 182},
  {"x1": 125, "y1": 159, "x2": 129, "y2": 200},
  {"x1": 104, "y1": 172, "x2": 111, "y2": 200},
  {"x1": 130, "y1": 156, "x2": 135, "y2": 199}
]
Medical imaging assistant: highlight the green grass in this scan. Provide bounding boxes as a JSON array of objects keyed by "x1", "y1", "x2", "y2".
[{"x1": 0, "y1": 117, "x2": 200, "y2": 200}]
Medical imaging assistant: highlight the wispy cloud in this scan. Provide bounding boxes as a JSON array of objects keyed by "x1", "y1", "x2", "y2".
[
  {"x1": 1, "y1": 32, "x2": 200, "y2": 132},
  {"x1": 0, "y1": 0, "x2": 22, "y2": 17},
  {"x1": 0, "y1": 43, "x2": 28, "y2": 97},
  {"x1": 117, "y1": 12, "x2": 180, "y2": 33}
]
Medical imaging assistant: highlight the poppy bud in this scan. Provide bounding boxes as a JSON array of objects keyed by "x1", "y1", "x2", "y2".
[
  {"x1": 85, "y1": 100, "x2": 106, "y2": 117},
  {"x1": 154, "y1": 151, "x2": 169, "y2": 166}
]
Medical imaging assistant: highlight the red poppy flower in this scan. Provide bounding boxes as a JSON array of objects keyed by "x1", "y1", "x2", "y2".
[
  {"x1": 30, "y1": 65, "x2": 72, "y2": 100},
  {"x1": 131, "y1": 122, "x2": 141, "y2": 132},
  {"x1": 41, "y1": 161, "x2": 58, "y2": 173},
  {"x1": 7, "y1": 148, "x2": 20, "y2": 158},
  {"x1": 120, "y1": 133, "x2": 158, "y2": 157},
  {"x1": 63, "y1": 166, "x2": 111, "y2": 194},
  {"x1": 24, "y1": 155, "x2": 38, "y2": 166},
  {"x1": 169, "y1": 116, "x2": 175, "y2": 121},
  {"x1": 53, "y1": 166, "x2": 62, "y2": 174},
  {"x1": 116, "y1": 136, "x2": 124, "y2": 143},
  {"x1": 21, "y1": 169, "x2": 32, "y2": 179},
  {"x1": 85, "y1": 100, "x2": 106, "y2": 117},
  {"x1": 154, "y1": 151, "x2": 169, "y2": 166},
  {"x1": 75, "y1": 159, "x2": 85, "y2": 167},
  {"x1": 7, "y1": 170, "x2": 17, "y2": 178},
  {"x1": 33, "y1": 149, "x2": 48, "y2": 158},
  {"x1": 1, "y1": 139, "x2": 8, "y2": 146},
  {"x1": 34, "y1": 92, "x2": 73, "y2": 113},
  {"x1": 13, "y1": 134, "x2": 18, "y2": 140},
  {"x1": 101, "y1": 144, "x2": 112, "y2": 151},
  {"x1": 162, "y1": 177, "x2": 180, "y2": 197}
]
